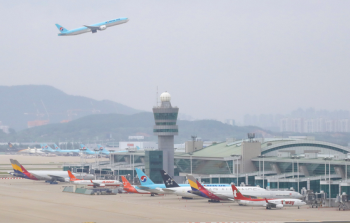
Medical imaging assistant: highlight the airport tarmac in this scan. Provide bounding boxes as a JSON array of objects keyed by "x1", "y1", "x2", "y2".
[{"x1": 0, "y1": 179, "x2": 349, "y2": 223}]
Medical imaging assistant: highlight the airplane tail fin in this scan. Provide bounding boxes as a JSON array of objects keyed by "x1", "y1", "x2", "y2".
[
  {"x1": 231, "y1": 183, "x2": 246, "y2": 200},
  {"x1": 8, "y1": 142, "x2": 16, "y2": 149},
  {"x1": 67, "y1": 170, "x2": 78, "y2": 181},
  {"x1": 135, "y1": 168, "x2": 154, "y2": 185},
  {"x1": 10, "y1": 159, "x2": 28, "y2": 173},
  {"x1": 55, "y1": 24, "x2": 68, "y2": 33},
  {"x1": 186, "y1": 174, "x2": 201, "y2": 191},
  {"x1": 121, "y1": 176, "x2": 132, "y2": 188},
  {"x1": 97, "y1": 144, "x2": 109, "y2": 154},
  {"x1": 54, "y1": 144, "x2": 61, "y2": 151},
  {"x1": 160, "y1": 170, "x2": 180, "y2": 188}
]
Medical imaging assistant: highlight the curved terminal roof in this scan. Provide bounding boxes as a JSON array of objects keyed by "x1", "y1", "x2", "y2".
[{"x1": 262, "y1": 140, "x2": 350, "y2": 156}]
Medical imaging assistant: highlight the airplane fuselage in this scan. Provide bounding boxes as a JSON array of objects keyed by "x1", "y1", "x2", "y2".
[{"x1": 73, "y1": 180, "x2": 122, "y2": 187}]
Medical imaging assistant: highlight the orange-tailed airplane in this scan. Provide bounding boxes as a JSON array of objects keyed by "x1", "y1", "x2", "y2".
[{"x1": 121, "y1": 176, "x2": 152, "y2": 194}]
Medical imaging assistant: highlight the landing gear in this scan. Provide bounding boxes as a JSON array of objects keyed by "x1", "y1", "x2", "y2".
[
  {"x1": 151, "y1": 193, "x2": 155, "y2": 197},
  {"x1": 45, "y1": 180, "x2": 58, "y2": 184},
  {"x1": 298, "y1": 206, "x2": 300, "y2": 209},
  {"x1": 208, "y1": 199, "x2": 220, "y2": 203}
]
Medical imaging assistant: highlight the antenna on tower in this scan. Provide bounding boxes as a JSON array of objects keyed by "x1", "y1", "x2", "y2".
[{"x1": 156, "y1": 86, "x2": 158, "y2": 107}]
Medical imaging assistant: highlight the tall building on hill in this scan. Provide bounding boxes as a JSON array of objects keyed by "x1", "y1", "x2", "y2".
[{"x1": 152, "y1": 92, "x2": 179, "y2": 177}]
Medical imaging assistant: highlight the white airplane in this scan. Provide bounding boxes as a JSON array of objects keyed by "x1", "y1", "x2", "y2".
[
  {"x1": 19, "y1": 147, "x2": 44, "y2": 154},
  {"x1": 68, "y1": 170, "x2": 122, "y2": 188},
  {"x1": 10, "y1": 159, "x2": 93, "y2": 183},
  {"x1": 231, "y1": 184, "x2": 306, "y2": 209}
]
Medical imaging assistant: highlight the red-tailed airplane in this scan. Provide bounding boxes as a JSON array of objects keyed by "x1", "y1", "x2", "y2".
[{"x1": 231, "y1": 184, "x2": 306, "y2": 209}]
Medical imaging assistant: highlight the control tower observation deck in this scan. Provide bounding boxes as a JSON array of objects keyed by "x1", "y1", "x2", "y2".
[{"x1": 152, "y1": 92, "x2": 179, "y2": 177}]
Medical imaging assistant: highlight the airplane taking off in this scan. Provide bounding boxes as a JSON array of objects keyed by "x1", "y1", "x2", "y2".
[
  {"x1": 231, "y1": 184, "x2": 306, "y2": 209},
  {"x1": 55, "y1": 17, "x2": 129, "y2": 36},
  {"x1": 9, "y1": 159, "x2": 93, "y2": 183},
  {"x1": 68, "y1": 170, "x2": 122, "y2": 188}
]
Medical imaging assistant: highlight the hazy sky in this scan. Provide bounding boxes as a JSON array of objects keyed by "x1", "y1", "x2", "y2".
[{"x1": 1, "y1": 1, "x2": 349, "y2": 123}]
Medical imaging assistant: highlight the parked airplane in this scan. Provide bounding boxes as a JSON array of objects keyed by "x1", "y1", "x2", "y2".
[
  {"x1": 9, "y1": 159, "x2": 94, "y2": 183},
  {"x1": 80, "y1": 144, "x2": 99, "y2": 155},
  {"x1": 40, "y1": 144, "x2": 56, "y2": 153},
  {"x1": 187, "y1": 174, "x2": 224, "y2": 202},
  {"x1": 68, "y1": 170, "x2": 122, "y2": 188},
  {"x1": 96, "y1": 144, "x2": 110, "y2": 155},
  {"x1": 121, "y1": 176, "x2": 151, "y2": 194},
  {"x1": 135, "y1": 168, "x2": 189, "y2": 194},
  {"x1": 18, "y1": 146, "x2": 44, "y2": 154},
  {"x1": 231, "y1": 184, "x2": 306, "y2": 209},
  {"x1": 137, "y1": 168, "x2": 234, "y2": 198},
  {"x1": 54, "y1": 144, "x2": 80, "y2": 155},
  {"x1": 159, "y1": 170, "x2": 199, "y2": 199},
  {"x1": 186, "y1": 174, "x2": 303, "y2": 202},
  {"x1": 55, "y1": 17, "x2": 129, "y2": 36}
]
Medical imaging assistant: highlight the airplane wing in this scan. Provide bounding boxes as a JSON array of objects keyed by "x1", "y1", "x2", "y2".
[
  {"x1": 211, "y1": 192, "x2": 234, "y2": 200},
  {"x1": 48, "y1": 175, "x2": 66, "y2": 182},
  {"x1": 90, "y1": 180, "x2": 102, "y2": 187},
  {"x1": 84, "y1": 25, "x2": 100, "y2": 33},
  {"x1": 265, "y1": 198, "x2": 277, "y2": 208},
  {"x1": 138, "y1": 185, "x2": 151, "y2": 190},
  {"x1": 137, "y1": 186, "x2": 164, "y2": 194},
  {"x1": 161, "y1": 188, "x2": 176, "y2": 193}
]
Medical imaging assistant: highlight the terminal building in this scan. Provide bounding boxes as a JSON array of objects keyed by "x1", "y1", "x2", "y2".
[{"x1": 63, "y1": 93, "x2": 350, "y2": 199}]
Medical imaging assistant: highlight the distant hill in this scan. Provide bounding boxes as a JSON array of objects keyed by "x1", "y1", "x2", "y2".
[
  {"x1": 0, "y1": 85, "x2": 141, "y2": 131},
  {"x1": 1, "y1": 112, "x2": 265, "y2": 143}
]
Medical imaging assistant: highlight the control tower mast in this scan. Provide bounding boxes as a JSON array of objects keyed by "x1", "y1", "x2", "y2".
[{"x1": 153, "y1": 92, "x2": 179, "y2": 177}]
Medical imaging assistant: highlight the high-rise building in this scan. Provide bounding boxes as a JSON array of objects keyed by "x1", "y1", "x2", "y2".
[{"x1": 152, "y1": 92, "x2": 179, "y2": 177}]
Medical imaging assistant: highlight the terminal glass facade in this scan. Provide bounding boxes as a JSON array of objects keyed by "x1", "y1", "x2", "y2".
[
  {"x1": 154, "y1": 113, "x2": 178, "y2": 120},
  {"x1": 145, "y1": 150, "x2": 163, "y2": 184},
  {"x1": 321, "y1": 184, "x2": 339, "y2": 198},
  {"x1": 153, "y1": 129, "x2": 178, "y2": 133},
  {"x1": 155, "y1": 122, "x2": 176, "y2": 125}
]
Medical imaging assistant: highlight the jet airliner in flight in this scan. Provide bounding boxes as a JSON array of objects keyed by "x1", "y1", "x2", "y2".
[{"x1": 55, "y1": 17, "x2": 129, "y2": 36}]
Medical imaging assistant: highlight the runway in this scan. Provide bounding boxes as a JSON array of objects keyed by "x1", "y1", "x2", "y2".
[{"x1": 0, "y1": 179, "x2": 349, "y2": 223}]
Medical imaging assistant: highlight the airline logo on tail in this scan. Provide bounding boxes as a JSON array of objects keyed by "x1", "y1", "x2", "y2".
[
  {"x1": 67, "y1": 170, "x2": 78, "y2": 181},
  {"x1": 60, "y1": 27, "x2": 64, "y2": 31},
  {"x1": 140, "y1": 176, "x2": 147, "y2": 183}
]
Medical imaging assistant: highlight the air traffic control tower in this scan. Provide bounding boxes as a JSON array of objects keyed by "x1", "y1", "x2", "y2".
[{"x1": 153, "y1": 92, "x2": 179, "y2": 177}]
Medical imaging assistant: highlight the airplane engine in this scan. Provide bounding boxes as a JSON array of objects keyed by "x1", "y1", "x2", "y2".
[
  {"x1": 276, "y1": 204, "x2": 283, "y2": 208},
  {"x1": 99, "y1": 25, "x2": 107, "y2": 30},
  {"x1": 239, "y1": 200, "x2": 249, "y2": 205}
]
